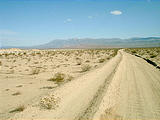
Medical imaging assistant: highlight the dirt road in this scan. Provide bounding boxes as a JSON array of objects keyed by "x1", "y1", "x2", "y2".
[
  {"x1": 94, "y1": 51, "x2": 160, "y2": 120},
  {"x1": 9, "y1": 50, "x2": 160, "y2": 120}
]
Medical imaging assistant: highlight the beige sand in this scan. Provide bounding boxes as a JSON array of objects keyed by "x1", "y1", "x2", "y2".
[
  {"x1": 0, "y1": 49, "x2": 117, "y2": 119},
  {"x1": 1, "y1": 49, "x2": 160, "y2": 120}
]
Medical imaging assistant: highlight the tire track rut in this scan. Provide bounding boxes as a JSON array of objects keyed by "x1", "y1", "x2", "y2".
[{"x1": 76, "y1": 53, "x2": 122, "y2": 120}]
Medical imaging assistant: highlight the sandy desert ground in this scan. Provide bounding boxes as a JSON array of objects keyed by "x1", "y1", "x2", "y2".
[
  {"x1": 0, "y1": 48, "x2": 160, "y2": 120},
  {"x1": 0, "y1": 48, "x2": 118, "y2": 119}
]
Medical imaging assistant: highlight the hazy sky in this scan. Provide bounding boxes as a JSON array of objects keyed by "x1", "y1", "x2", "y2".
[{"x1": 0, "y1": 0, "x2": 160, "y2": 46}]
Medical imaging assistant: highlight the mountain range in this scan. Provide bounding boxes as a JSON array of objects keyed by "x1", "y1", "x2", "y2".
[{"x1": 1, "y1": 37, "x2": 160, "y2": 49}]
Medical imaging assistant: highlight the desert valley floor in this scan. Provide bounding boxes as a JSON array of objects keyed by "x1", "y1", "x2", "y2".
[{"x1": 0, "y1": 48, "x2": 160, "y2": 120}]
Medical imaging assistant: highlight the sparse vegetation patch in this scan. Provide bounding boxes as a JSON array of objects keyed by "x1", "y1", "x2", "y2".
[
  {"x1": 40, "y1": 94, "x2": 60, "y2": 109},
  {"x1": 9, "y1": 105, "x2": 25, "y2": 113}
]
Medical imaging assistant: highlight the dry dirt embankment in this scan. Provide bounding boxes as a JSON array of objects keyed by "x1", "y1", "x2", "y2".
[{"x1": 10, "y1": 51, "x2": 122, "y2": 120}]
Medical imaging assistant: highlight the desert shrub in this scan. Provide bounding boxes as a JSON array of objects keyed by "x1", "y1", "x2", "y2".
[
  {"x1": 85, "y1": 60, "x2": 90, "y2": 63},
  {"x1": 49, "y1": 73, "x2": 73, "y2": 84},
  {"x1": 12, "y1": 91, "x2": 21, "y2": 96},
  {"x1": 9, "y1": 105, "x2": 25, "y2": 113},
  {"x1": 131, "y1": 50, "x2": 137, "y2": 54},
  {"x1": 40, "y1": 94, "x2": 60, "y2": 109},
  {"x1": 49, "y1": 72, "x2": 65, "y2": 83},
  {"x1": 81, "y1": 64, "x2": 91, "y2": 72},
  {"x1": 16, "y1": 85, "x2": 23, "y2": 87},
  {"x1": 150, "y1": 55, "x2": 157, "y2": 58},
  {"x1": 0, "y1": 61, "x2": 2, "y2": 66},
  {"x1": 98, "y1": 58, "x2": 105, "y2": 63},
  {"x1": 40, "y1": 86, "x2": 55, "y2": 89}
]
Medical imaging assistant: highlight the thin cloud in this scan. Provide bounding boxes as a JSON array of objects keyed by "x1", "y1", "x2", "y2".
[
  {"x1": 110, "y1": 10, "x2": 122, "y2": 15},
  {"x1": 64, "y1": 18, "x2": 72, "y2": 23}
]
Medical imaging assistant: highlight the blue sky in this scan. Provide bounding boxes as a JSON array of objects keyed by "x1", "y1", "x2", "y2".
[{"x1": 0, "y1": 0, "x2": 160, "y2": 46}]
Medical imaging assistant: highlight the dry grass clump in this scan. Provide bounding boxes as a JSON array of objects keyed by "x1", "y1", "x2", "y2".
[
  {"x1": 16, "y1": 85, "x2": 23, "y2": 87},
  {"x1": 9, "y1": 105, "x2": 25, "y2": 113},
  {"x1": 81, "y1": 64, "x2": 91, "y2": 72},
  {"x1": 49, "y1": 72, "x2": 65, "y2": 83},
  {"x1": 48, "y1": 72, "x2": 74, "y2": 84},
  {"x1": 40, "y1": 94, "x2": 60, "y2": 109},
  {"x1": 85, "y1": 60, "x2": 90, "y2": 63},
  {"x1": 0, "y1": 61, "x2": 2, "y2": 66},
  {"x1": 40, "y1": 86, "x2": 55, "y2": 89},
  {"x1": 12, "y1": 91, "x2": 21, "y2": 96},
  {"x1": 98, "y1": 58, "x2": 105, "y2": 63}
]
